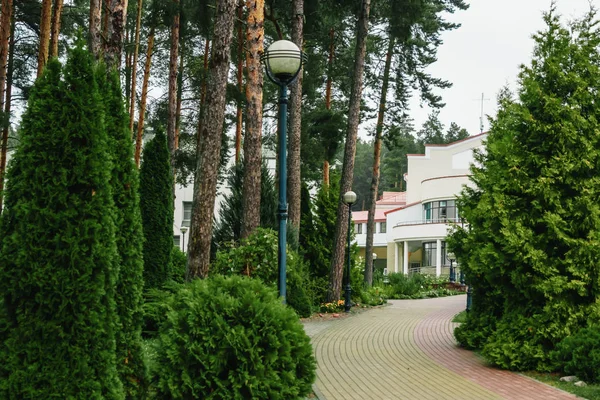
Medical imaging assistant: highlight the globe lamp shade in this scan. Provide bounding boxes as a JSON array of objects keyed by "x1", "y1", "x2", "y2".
[
  {"x1": 263, "y1": 40, "x2": 303, "y2": 83},
  {"x1": 343, "y1": 191, "x2": 357, "y2": 205}
]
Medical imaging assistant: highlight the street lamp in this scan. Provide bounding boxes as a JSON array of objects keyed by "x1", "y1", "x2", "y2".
[
  {"x1": 446, "y1": 251, "x2": 456, "y2": 283},
  {"x1": 343, "y1": 190, "x2": 357, "y2": 312},
  {"x1": 180, "y1": 226, "x2": 188, "y2": 254},
  {"x1": 261, "y1": 40, "x2": 306, "y2": 303}
]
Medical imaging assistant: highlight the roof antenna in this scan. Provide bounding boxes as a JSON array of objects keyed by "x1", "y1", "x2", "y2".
[{"x1": 478, "y1": 93, "x2": 490, "y2": 133}]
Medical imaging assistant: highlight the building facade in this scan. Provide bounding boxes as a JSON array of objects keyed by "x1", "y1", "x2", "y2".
[{"x1": 352, "y1": 133, "x2": 487, "y2": 276}]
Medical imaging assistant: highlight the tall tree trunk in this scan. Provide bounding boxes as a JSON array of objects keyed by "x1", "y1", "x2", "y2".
[
  {"x1": 323, "y1": 27, "x2": 334, "y2": 187},
  {"x1": 134, "y1": 27, "x2": 154, "y2": 167},
  {"x1": 104, "y1": 0, "x2": 128, "y2": 70},
  {"x1": 187, "y1": 0, "x2": 236, "y2": 279},
  {"x1": 166, "y1": 0, "x2": 180, "y2": 171},
  {"x1": 175, "y1": 32, "x2": 184, "y2": 150},
  {"x1": 240, "y1": 0, "x2": 264, "y2": 239},
  {"x1": 0, "y1": 0, "x2": 13, "y2": 213},
  {"x1": 327, "y1": 0, "x2": 371, "y2": 302},
  {"x1": 196, "y1": 38, "x2": 210, "y2": 143},
  {"x1": 129, "y1": 0, "x2": 143, "y2": 132},
  {"x1": 287, "y1": 0, "x2": 303, "y2": 234},
  {"x1": 234, "y1": 2, "x2": 243, "y2": 164},
  {"x1": 89, "y1": 0, "x2": 102, "y2": 59},
  {"x1": 37, "y1": 0, "x2": 52, "y2": 77},
  {"x1": 364, "y1": 35, "x2": 394, "y2": 287},
  {"x1": 49, "y1": 0, "x2": 63, "y2": 58}
]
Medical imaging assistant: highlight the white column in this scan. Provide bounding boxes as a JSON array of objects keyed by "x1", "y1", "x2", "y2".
[
  {"x1": 436, "y1": 239, "x2": 442, "y2": 277},
  {"x1": 403, "y1": 241, "x2": 409, "y2": 275},
  {"x1": 394, "y1": 242, "x2": 399, "y2": 273}
]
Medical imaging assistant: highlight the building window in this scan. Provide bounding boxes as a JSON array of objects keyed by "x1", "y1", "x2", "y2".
[
  {"x1": 173, "y1": 235, "x2": 181, "y2": 247},
  {"x1": 182, "y1": 201, "x2": 192, "y2": 227},
  {"x1": 423, "y1": 200, "x2": 458, "y2": 222},
  {"x1": 380, "y1": 222, "x2": 386, "y2": 233},
  {"x1": 423, "y1": 242, "x2": 437, "y2": 267},
  {"x1": 356, "y1": 223, "x2": 363, "y2": 234}
]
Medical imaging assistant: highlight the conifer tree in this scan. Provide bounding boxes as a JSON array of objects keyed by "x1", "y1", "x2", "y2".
[
  {"x1": 140, "y1": 130, "x2": 174, "y2": 289},
  {"x1": 100, "y1": 68, "x2": 146, "y2": 398},
  {"x1": 0, "y1": 47, "x2": 123, "y2": 398},
  {"x1": 449, "y1": 9, "x2": 600, "y2": 371}
]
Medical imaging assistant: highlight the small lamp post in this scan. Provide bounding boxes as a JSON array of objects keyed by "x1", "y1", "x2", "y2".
[
  {"x1": 446, "y1": 251, "x2": 456, "y2": 283},
  {"x1": 343, "y1": 191, "x2": 357, "y2": 312},
  {"x1": 180, "y1": 226, "x2": 188, "y2": 253},
  {"x1": 261, "y1": 40, "x2": 306, "y2": 302}
]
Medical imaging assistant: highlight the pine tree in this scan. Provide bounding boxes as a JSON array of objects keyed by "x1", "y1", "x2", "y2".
[
  {"x1": 449, "y1": 9, "x2": 600, "y2": 371},
  {"x1": 0, "y1": 47, "x2": 123, "y2": 399},
  {"x1": 100, "y1": 68, "x2": 146, "y2": 398},
  {"x1": 140, "y1": 130, "x2": 174, "y2": 289},
  {"x1": 213, "y1": 161, "x2": 277, "y2": 248}
]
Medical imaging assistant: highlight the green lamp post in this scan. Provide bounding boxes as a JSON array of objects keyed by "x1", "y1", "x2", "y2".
[{"x1": 261, "y1": 40, "x2": 306, "y2": 303}]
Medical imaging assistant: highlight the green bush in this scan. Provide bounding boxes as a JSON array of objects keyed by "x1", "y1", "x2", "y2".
[
  {"x1": 212, "y1": 228, "x2": 313, "y2": 317},
  {"x1": 0, "y1": 48, "x2": 123, "y2": 398},
  {"x1": 359, "y1": 286, "x2": 387, "y2": 306},
  {"x1": 551, "y1": 326, "x2": 600, "y2": 383},
  {"x1": 154, "y1": 276, "x2": 316, "y2": 399},
  {"x1": 169, "y1": 246, "x2": 187, "y2": 283},
  {"x1": 140, "y1": 130, "x2": 174, "y2": 290},
  {"x1": 141, "y1": 283, "x2": 181, "y2": 339}
]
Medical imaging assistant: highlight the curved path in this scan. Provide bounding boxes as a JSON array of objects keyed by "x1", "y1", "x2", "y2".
[{"x1": 303, "y1": 296, "x2": 578, "y2": 400}]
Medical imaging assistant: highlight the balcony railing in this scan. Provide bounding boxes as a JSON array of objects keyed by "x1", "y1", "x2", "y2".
[{"x1": 394, "y1": 217, "x2": 463, "y2": 228}]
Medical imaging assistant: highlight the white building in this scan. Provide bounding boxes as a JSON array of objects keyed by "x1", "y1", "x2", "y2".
[
  {"x1": 173, "y1": 150, "x2": 276, "y2": 252},
  {"x1": 352, "y1": 133, "x2": 487, "y2": 276}
]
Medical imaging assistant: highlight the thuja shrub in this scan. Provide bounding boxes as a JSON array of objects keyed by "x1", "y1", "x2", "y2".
[
  {"x1": 551, "y1": 326, "x2": 600, "y2": 383},
  {"x1": 154, "y1": 275, "x2": 316, "y2": 399},
  {"x1": 0, "y1": 47, "x2": 123, "y2": 398}
]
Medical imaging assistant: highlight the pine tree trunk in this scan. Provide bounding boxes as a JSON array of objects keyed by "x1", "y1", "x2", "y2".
[
  {"x1": 134, "y1": 28, "x2": 154, "y2": 167},
  {"x1": 37, "y1": 0, "x2": 52, "y2": 77},
  {"x1": 196, "y1": 38, "x2": 210, "y2": 144},
  {"x1": 364, "y1": 35, "x2": 394, "y2": 287},
  {"x1": 0, "y1": 0, "x2": 13, "y2": 213},
  {"x1": 166, "y1": 1, "x2": 180, "y2": 170},
  {"x1": 175, "y1": 33, "x2": 184, "y2": 150},
  {"x1": 240, "y1": 0, "x2": 264, "y2": 239},
  {"x1": 129, "y1": 0, "x2": 143, "y2": 132},
  {"x1": 323, "y1": 27, "x2": 334, "y2": 186},
  {"x1": 49, "y1": 0, "x2": 63, "y2": 58},
  {"x1": 234, "y1": 2, "x2": 243, "y2": 164},
  {"x1": 187, "y1": 0, "x2": 236, "y2": 279},
  {"x1": 327, "y1": 0, "x2": 371, "y2": 302},
  {"x1": 89, "y1": 0, "x2": 102, "y2": 59},
  {"x1": 104, "y1": 0, "x2": 128, "y2": 70},
  {"x1": 287, "y1": 0, "x2": 303, "y2": 234}
]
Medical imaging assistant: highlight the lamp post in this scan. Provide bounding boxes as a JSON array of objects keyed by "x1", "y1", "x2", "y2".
[
  {"x1": 446, "y1": 251, "x2": 456, "y2": 283},
  {"x1": 343, "y1": 191, "x2": 357, "y2": 312},
  {"x1": 180, "y1": 226, "x2": 188, "y2": 253},
  {"x1": 466, "y1": 282, "x2": 473, "y2": 312},
  {"x1": 261, "y1": 40, "x2": 306, "y2": 303}
]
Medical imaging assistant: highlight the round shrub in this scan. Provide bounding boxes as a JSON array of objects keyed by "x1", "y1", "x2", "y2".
[
  {"x1": 551, "y1": 326, "x2": 600, "y2": 383},
  {"x1": 155, "y1": 275, "x2": 316, "y2": 399}
]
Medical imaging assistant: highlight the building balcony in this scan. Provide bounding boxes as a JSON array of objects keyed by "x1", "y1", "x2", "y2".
[{"x1": 391, "y1": 217, "x2": 462, "y2": 241}]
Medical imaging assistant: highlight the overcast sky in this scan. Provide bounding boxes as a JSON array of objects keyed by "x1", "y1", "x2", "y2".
[{"x1": 398, "y1": 0, "x2": 597, "y2": 138}]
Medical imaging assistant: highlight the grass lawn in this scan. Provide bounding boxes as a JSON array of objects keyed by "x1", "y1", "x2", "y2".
[
  {"x1": 522, "y1": 372, "x2": 600, "y2": 400},
  {"x1": 452, "y1": 310, "x2": 467, "y2": 323}
]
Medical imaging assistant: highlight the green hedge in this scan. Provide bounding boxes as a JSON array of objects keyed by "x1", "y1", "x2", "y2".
[{"x1": 154, "y1": 276, "x2": 316, "y2": 399}]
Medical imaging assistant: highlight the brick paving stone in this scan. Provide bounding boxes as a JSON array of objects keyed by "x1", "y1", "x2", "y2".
[{"x1": 303, "y1": 296, "x2": 578, "y2": 400}]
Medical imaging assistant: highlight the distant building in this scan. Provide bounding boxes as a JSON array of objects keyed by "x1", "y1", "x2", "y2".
[
  {"x1": 173, "y1": 150, "x2": 276, "y2": 252},
  {"x1": 352, "y1": 132, "x2": 487, "y2": 276}
]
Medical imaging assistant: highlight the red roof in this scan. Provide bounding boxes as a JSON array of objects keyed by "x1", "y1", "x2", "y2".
[
  {"x1": 352, "y1": 209, "x2": 387, "y2": 222},
  {"x1": 376, "y1": 191, "x2": 406, "y2": 205}
]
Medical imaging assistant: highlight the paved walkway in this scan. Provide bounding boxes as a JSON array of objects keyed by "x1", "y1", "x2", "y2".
[{"x1": 303, "y1": 295, "x2": 578, "y2": 400}]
